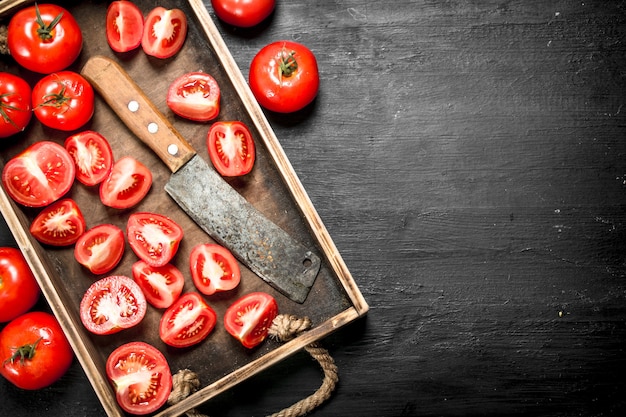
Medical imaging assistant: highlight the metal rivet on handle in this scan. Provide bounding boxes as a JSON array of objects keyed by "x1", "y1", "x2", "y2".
[
  {"x1": 168, "y1": 144, "x2": 179, "y2": 156},
  {"x1": 128, "y1": 100, "x2": 139, "y2": 112},
  {"x1": 148, "y1": 122, "x2": 158, "y2": 133}
]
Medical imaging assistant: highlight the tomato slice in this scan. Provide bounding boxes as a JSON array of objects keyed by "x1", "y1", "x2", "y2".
[
  {"x1": 167, "y1": 72, "x2": 220, "y2": 121},
  {"x1": 1, "y1": 141, "x2": 75, "y2": 207},
  {"x1": 189, "y1": 243, "x2": 240, "y2": 296},
  {"x1": 141, "y1": 7, "x2": 188, "y2": 59},
  {"x1": 99, "y1": 156, "x2": 152, "y2": 209},
  {"x1": 65, "y1": 130, "x2": 113, "y2": 186},
  {"x1": 207, "y1": 121, "x2": 256, "y2": 177},
  {"x1": 159, "y1": 292, "x2": 217, "y2": 348},
  {"x1": 29, "y1": 198, "x2": 86, "y2": 246},
  {"x1": 74, "y1": 224, "x2": 125, "y2": 275},
  {"x1": 127, "y1": 212, "x2": 184, "y2": 268},
  {"x1": 224, "y1": 292, "x2": 278, "y2": 349},
  {"x1": 132, "y1": 260, "x2": 184, "y2": 309},
  {"x1": 106, "y1": 341, "x2": 172, "y2": 415},
  {"x1": 106, "y1": 1, "x2": 144, "y2": 53},
  {"x1": 80, "y1": 275, "x2": 147, "y2": 335}
]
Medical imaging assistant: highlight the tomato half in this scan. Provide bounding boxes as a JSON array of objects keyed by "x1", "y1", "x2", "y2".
[
  {"x1": 99, "y1": 156, "x2": 152, "y2": 209},
  {"x1": 1, "y1": 141, "x2": 75, "y2": 207},
  {"x1": 132, "y1": 260, "x2": 184, "y2": 309},
  {"x1": 74, "y1": 224, "x2": 125, "y2": 275},
  {"x1": 159, "y1": 292, "x2": 217, "y2": 348},
  {"x1": 32, "y1": 71, "x2": 95, "y2": 131},
  {"x1": 141, "y1": 7, "x2": 188, "y2": 59},
  {"x1": 0, "y1": 311, "x2": 74, "y2": 390},
  {"x1": 167, "y1": 72, "x2": 220, "y2": 122},
  {"x1": 207, "y1": 121, "x2": 255, "y2": 177},
  {"x1": 189, "y1": 243, "x2": 240, "y2": 296},
  {"x1": 7, "y1": 4, "x2": 82, "y2": 74},
  {"x1": 29, "y1": 198, "x2": 86, "y2": 246},
  {"x1": 224, "y1": 292, "x2": 278, "y2": 349},
  {"x1": 106, "y1": 1, "x2": 144, "y2": 53},
  {"x1": 0, "y1": 72, "x2": 32, "y2": 138},
  {"x1": 127, "y1": 212, "x2": 183, "y2": 268},
  {"x1": 249, "y1": 41, "x2": 320, "y2": 113},
  {"x1": 211, "y1": 0, "x2": 275, "y2": 28},
  {"x1": 65, "y1": 130, "x2": 114, "y2": 186},
  {"x1": 80, "y1": 275, "x2": 147, "y2": 335},
  {"x1": 106, "y1": 341, "x2": 172, "y2": 415},
  {"x1": 0, "y1": 247, "x2": 40, "y2": 323}
]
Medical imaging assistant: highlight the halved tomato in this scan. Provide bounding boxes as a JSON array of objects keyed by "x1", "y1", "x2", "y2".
[
  {"x1": 167, "y1": 72, "x2": 220, "y2": 121},
  {"x1": 74, "y1": 224, "x2": 125, "y2": 275},
  {"x1": 224, "y1": 292, "x2": 278, "y2": 349},
  {"x1": 106, "y1": 341, "x2": 172, "y2": 415},
  {"x1": 106, "y1": 1, "x2": 144, "y2": 53},
  {"x1": 159, "y1": 292, "x2": 217, "y2": 348},
  {"x1": 127, "y1": 212, "x2": 183, "y2": 268},
  {"x1": 30, "y1": 198, "x2": 86, "y2": 246},
  {"x1": 141, "y1": 7, "x2": 187, "y2": 59},
  {"x1": 80, "y1": 275, "x2": 147, "y2": 335},
  {"x1": 1, "y1": 141, "x2": 75, "y2": 207},
  {"x1": 65, "y1": 130, "x2": 114, "y2": 186},
  {"x1": 207, "y1": 121, "x2": 255, "y2": 177},
  {"x1": 100, "y1": 156, "x2": 152, "y2": 209},
  {"x1": 189, "y1": 243, "x2": 240, "y2": 296},
  {"x1": 131, "y1": 260, "x2": 184, "y2": 309}
]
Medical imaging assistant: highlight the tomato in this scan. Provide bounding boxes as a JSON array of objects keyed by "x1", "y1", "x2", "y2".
[
  {"x1": 29, "y1": 198, "x2": 86, "y2": 246},
  {"x1": 80, "y1": 275, "x2": 147, "y2": 335},
  {"x1": 7, "y1": 4, "x2": 82, "y2": 74},
  {"x1": 159, "y1": 292, "x2": 217, "y2": 348},
  {"x1": 166, "y1": 72, "x2": 220, "y2": 122},
  {"x1": 106, "y1": 341, "x2": 172, "y2": 415},
  {"x1": 0, "y1": 72, "x2": 32, "y2": 138},
  {"x1": 131, "y1": 260, "x2": 184, "y2": 309},
  {"x1": 65, "y1": 130, "x2": 114, "y2": 186},
  {"x1": 32, "y1": 71, "x2": 95, "y2": 131},
  {"x1": 99, "y1": 156, "x2": 152, "y2": 209},
  {"x1": 0, "y1": 311, "x2": 73, "y2": 390},
  {"x1": 211, "y1": 0, "x2": 275, "y2": 28},
  {"x1": 1, "y1": 141, "x2": 75, "y2": 207},
  {"x1": 249, "y1": 41, "x2": 320, "y2": 113},
  {"x1": 224, "y1": 292, "x2": 278, "y2": 349},
  {"x1": 189, "y1": 243, "x2": 240, "y2": 295},
  {"x1": 127, "y1": 212, "x2": 183, "y2": 268},
  {"x1": 207, "y1": 121, "x2": 255, "y2": 177},
  {"x1": 74, "y1": 224, "x2": 125, "y2": 275},
  {"x1": 141, "y1": 7, "x2": 188, "y2": 59},
  {"x1": 0, "y1": 247, "x2": 40, "y2": 323},
  {"x1": 106, "y1": 1, "x2": 144, "y2": 53}
]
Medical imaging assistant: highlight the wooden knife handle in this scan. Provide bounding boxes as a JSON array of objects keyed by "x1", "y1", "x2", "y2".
[{"x1": 81, "y1": 55, "x2": 196, "y2": 173}]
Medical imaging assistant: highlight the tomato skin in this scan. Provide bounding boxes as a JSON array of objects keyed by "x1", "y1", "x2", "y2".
[
  {"x1": 211, "y1": 0, "x2": 275, "y2": 28},
  {"x1": 159, "y1": 292, "x2": 217, "y2": 348},
  {"x1": 74, "y1": 224, "x2": 125, "y2": 275},
  {"x1": 0, "y1": 311, "x2": 74, "y2": 390},
  {"x1": 7, "y1": 4, "x2": 82, "y2": 74},
  {"x1": 0, "y1": 247, "x2": 40, "y2": 323},
  {"x1": 106, "y1": 341, "x2": 172, "y2": 415},
  {"x1": 30, "y1": 198, "x2": 86, "y2": 246},
  {"x1": 190, "y1": 243, "x2": 240, "y2": 295},
  {"x1": 106, "y1": 1, "x2": 144, "y2": 53},
  {"x1": 207, "y1": 121, "x2": 256, "y2": 177},
  {"x1": 249, "y1": 41, "x2": 320, "y2": 113},
  {"x1": 1, "y1": 141, "x2": 75, "y2": 207},
  {"x1": 167, "y1": 72, "x2": 220, "y2": 122},
  {"x1": 32, "y1": 71, "x2": 95, "y2": 131},
  {"x1": 141, "y1": 7, "x2": 188, "y2": 59},
  {"x1": 99, "y1": 156, "x2": 153, "y2": 209},
  {"x1": 65, "y1": 130, "x2": 114, "y2": 186},
  {"x1": 80, "y1": 275, "x2": 147, "y2": 335},
  {"x1": 127, "y1": 212, "x2": 184, "y2": 268},
  {"x1": 224, "y1": 292, "x2": 278, "y2": 349},
  {"x1": 0, "y1": 72, "x2": 32, "y2": 138},
  {"x1": 132, "y1": 260, "x2": 184, "y2": 309}
]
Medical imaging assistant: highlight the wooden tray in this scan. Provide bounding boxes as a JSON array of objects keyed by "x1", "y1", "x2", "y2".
[{"x1": 0, "y1": 1, "x2": 368, "y2": 416}]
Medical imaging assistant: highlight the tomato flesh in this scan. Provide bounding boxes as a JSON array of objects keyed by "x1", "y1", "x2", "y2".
[
  {"x1": 106, "y1": 1, "x2": 144, "y2": 53},
  {"x1": 224, "y1": 292, "x2": 278, "y2": 349},
  {"x1": 0, "y1": 72, "x2": 32, "y2": 138},
  {"x1": 65, "y1": 130, "x2": 114, "y2": 186},
  {"x1": 190, "y1": 243, "x2": 240, "y2": 295},
  {"x1": 132, "y1": 260, "x2": 184, "y2": 309},
  {"x1": 100, "y1": 156, "x2": 153, "y2": 209},
  {"x1": 127, "y1": 212, "x2": 184, "y2": 268},
  {"x1": 0, "y1": 247, "x2": 40, "y2": 323},
  {"x1": 159, "y1": 292, "x2": 217, "y2": 348},
  {"x1": 207, "y1": 121, "x2": 256, "y2": 177},
  {"x1": 74, "y1": 224, "x2": 125, "y2": 275},
  {"x1": 141, "y1": 7, "x2": 188, "y2": 59},
  {"x1": 30, "y1": 198, "x2": 86, "y2": 246},
  {"x1": 167, "y1": 72, "x2": 220, "y2": 121}
]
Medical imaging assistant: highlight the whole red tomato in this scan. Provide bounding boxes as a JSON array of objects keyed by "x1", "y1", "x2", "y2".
[
  {"x1": 0, "y1": 72, "x2": 32, "y2": 138},
  {"x1": 0, "y1": 311, "x2": 74, "y2": 390},
  {"x1": 249, "y1": 40, "x2": 319, "y2": 113},
  {"x1": 7, "y1": 3, "x2": 83, "y2": 74},
  {"x1": 211, "y1": 0, "x2": 275, "y2": 28},
  {"x1": 0, "y1": 247, "x2": 40, "y2": 323}
]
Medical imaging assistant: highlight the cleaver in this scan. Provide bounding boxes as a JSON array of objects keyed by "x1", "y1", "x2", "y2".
[{"x1": 81, "y1": 55, "x2": 320, "y2": 303}]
